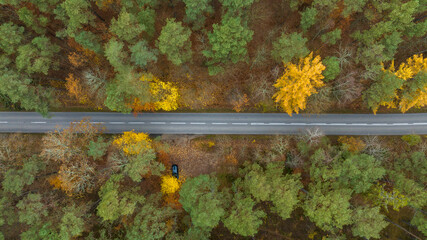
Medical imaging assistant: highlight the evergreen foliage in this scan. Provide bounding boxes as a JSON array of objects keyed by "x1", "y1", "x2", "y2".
[
  {"x1": 300, "y1": 7, "x2": 317, "y2": 31},
  {"x1": 104, "y1": 39, "x2": 128, "y2": 72},
  {"x1": 54, "y1": 0, "x2": 95, "y2": 37},
  {"x1": 59, "y1": 205, "x2": 85, "y2": 239},
  {"x1": 97, "y1": 174, "x2": 145, "y2": 221},
  {"x1": 322, "y1": 56, "x2": 340, "y2": 81},
  {"x1": 223, "y1": 192, "x2": 266, "y2": 237},
  {"x1": 303, "y1": 183, "x2": 353, "y2": 232},
  {"x1": 130, "y1": 40, "x2": 158, "y2": 68},
  {"x1": 87, "y1": 137, "x2": 109, "y2": 160},
  {"x1": 17, "y1": 193, "x2": 48, "y2": 225},
  {"x1": 410, "y1": 211, "x2": 427, "y2": 236},
  {"x1": 125, "y1": 194, "x2": 177, "y2": 240},
  {"x1": 183, "y1": 0, "x2": 213, "y2": 30},
  {"x1": 203, "y1": 16, "x2": 253, "y2": 75},
  {"x1": 124, "y1": 150, "x2": 165, "y2": 182},
  {"x1": 16, "y1": 36, "x2": 60, "y2": 75},
  {"x1": 363, "y1": 71, "x2": 405, "y2": 114},
  {"x1": 0, "y1": 22, "x2": 24, "y2": 55},
  {"x1": 110, "y1": 8, "x2": 144, "y2": 43},
  {"x1": 17, "y1": 7, "x2": 47, "y2": 34},
  {"x1": 157, "y1": 19, "x2": 192, "y2": 66},
  {"x1": 240, "y1": 162, "x2": 302, "y2": 219},
  {"x1": 271, "y1": 32, "x2": 309, "y2": 63},
  {"x1": 104, "y1": 69, "x2": 150, "y2": 112},
  {"x1": 0, "y1": 69, "x2": 55, "y2": 116},
  {"x1": 2, "y1": 157, "x2": 45, "y2": 195},
  {"x1": 219, "y1": 0, "x2": 256, "y2": 16},
  {"x1": 179, "y1": 175, "x2": 227, "y2": 230},
  {"x1": 351, "y1": 206, "x2": 388, "y2": 239},
  {"x1": 321, "y1": 29, "x2": 342, "y2": 45},
  {"x1": 75, "y1": 31, "x2": 103, "y2": 54},
  {"x1": 137, "y1": 8, "x2": 156, "y2": 37}
]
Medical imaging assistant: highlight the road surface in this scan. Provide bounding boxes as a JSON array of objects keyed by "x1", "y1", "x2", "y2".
[{"x1": 0, "y1": 112, "x2": 426, "y2": 135}]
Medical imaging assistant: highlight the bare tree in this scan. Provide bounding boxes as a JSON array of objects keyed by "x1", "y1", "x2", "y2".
[
  {"x1": 335, "y1": 45, "x2": 354, "y2": 69},
  {"x1": 332, "y1": 71, "x2": 363, "y2": 106},
  {"x1": 362, "y1": 136, "x2": 389, "y2": 161},
  {"x1": 299, "y1": 127, "x2": 324, "y2": 145}
]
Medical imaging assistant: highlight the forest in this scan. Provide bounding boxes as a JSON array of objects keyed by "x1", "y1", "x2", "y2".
[
  {"x1": 0, "y1": 0, "x2": 427, "y2": 239},
  {"x1": 0, "y1": 0, "x2": 426, "y2": 115},
  {"x1": 0, "y1": 122, "x2": 426, "y2": 239}
]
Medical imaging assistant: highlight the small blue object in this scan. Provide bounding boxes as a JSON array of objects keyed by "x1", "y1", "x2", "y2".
[{"x1": 172, "y1": 164, "x2": 179, "y2": 179}]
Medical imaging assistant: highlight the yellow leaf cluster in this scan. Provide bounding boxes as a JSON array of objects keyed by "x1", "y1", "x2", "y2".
[
  {"x1": 382, "y1": 54, "x2": 427, "y2": 112},
  {"x1": 65, "y1": 73, "x2": 89, "y2": 104},
  {"x1": 372, "y1": 183, "x2": 408, "y2": 211},
  {"x1": 140, "y1": 74, "x2": 179, "y2": 111},
  {"x1": 161, "y1": 175, "x2": 182, "y2": 195},
  {"x1": 338, "y1": 136, "x2": 366, "y2": 153},
  {"x1": 113, "y1": 131, "x2": 152, "y2": 155},
  {"x1": 384, "y1": 54, "x2": 427, "y2": 80},
  {"x1": 273, "y1": 52, "x2": 325, "y2": 116}
]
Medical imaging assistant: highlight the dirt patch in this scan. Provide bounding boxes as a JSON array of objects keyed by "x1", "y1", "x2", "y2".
[{"x1": 161, "y1": 135, "x2": 219, "y2": 177}]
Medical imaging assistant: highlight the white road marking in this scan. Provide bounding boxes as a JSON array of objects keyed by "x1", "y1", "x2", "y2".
[
  {"x1": 413, "y1": 122, "x2": 427, "y2": 125},
  {"x1": 212, "y1": 123, "x2": 227, "y2": 125},
  {"x1": 291, "y1": 123, "x2": 307, "y2": 125},
  {"x1": 250, "y1": 123, "x2": 265, "y2": 125},
  {"x1": 351, "y1": 123, "x2": 368, "y2": 126},
  {"x1": 150, "y1": 122, "x2": 166, "y2": 124},
  {"x1": 110, "y1": 122, "x2": 125, "y2": 124},
  {"x1": 92, "y1": 122, "x2": 105, "y2": 124},
  {"x1": 330, "y1": 123, "x2": 347, "y2": 125},
  {"x1": 190, "y1": 122, "x2": 206, "y2": 125},
  {"x1": 128, "y1": 122, "x2": 145, "y2": 124},
  {"x1": 0, "y1": 121, "x2": 8, "y2": 124},
  {"x1": 232, "y1": 123, "x2": 248, "y2": 125},
  {"x1": 392, "y1": 123, "x2": 409, "y2": 125},
  {"x1": 31, "y1": 121, "x2": 46, "y2": 124},
  {"x1": 267, "y1": 123, "x2": 287, "y2": 125},
  {"x1": 371, "y1": 123, "x2": 388, "y2": 126},
  {"x1": 170, "y1": 122, "x2": 186, "y2": 125}
]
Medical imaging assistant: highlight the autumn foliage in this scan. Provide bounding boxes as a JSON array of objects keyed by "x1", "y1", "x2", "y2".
[
  {"x1": 161, "y1": 175, "x2": 184, "y2": 209},
  {"x1": 273, "y1": 52, "x2": 325, "y2": 116},
  {"x1": 338, "y1": 136, "x2": 366, "y2": 153},
  {"x1": 161, "y1": 175, "x2": 182, "y2": 195},
  {"x1": 128, "y1": 74, "x2": 179, "y2": 114},
  {"x1": 113, "y1": 131, "x2": 152, "y2": 155},
  {"x1": 382, "y1": 54, "x2": 427, "y2": 113},
  {"x1": 66, "y1": 73, "x2": 89, "y2": 104},
  {"x1": 41, "y1": 119, "x2": 105, "y2": 195}
]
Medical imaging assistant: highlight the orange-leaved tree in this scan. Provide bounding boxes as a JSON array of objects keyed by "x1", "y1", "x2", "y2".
[
  {"x1": 273, "y1": 52, "x2": 325, "y2": 116},
  {"x1": 382, "y1": 54, "x2": 427, "y2": 113},
  {"x1": 66, "y1": 73, "x2": 89, "y2": 104}
]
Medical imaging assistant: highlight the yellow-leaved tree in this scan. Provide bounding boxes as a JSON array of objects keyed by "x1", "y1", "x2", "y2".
[
  {"x1": 130, "y1": 74, "x2": 179, "y2": 114},
  {"x1": 149, "y1": 77, "x2": 179, "y2": 111},
  {"x1": 161, "y1": 175, "x2": 182, "y2": 195},
  {"x1": 113, "y1": 131, "x2": 152, "y2": 155},
  {"x1": 113, "y1": 131, "x2": 165, "y2": 182},
  {"x1": 382, "y1": 54, "x2": 427, "y2": 112},
  {"x1": 273, "y1": 52, "x2": 325, "y2": 116}
]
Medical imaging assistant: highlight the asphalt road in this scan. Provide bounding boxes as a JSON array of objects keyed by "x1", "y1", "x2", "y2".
[{"x1": 0, "y1": 112, "x2": 426, "y2": 135}]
